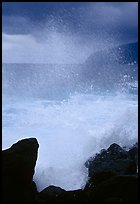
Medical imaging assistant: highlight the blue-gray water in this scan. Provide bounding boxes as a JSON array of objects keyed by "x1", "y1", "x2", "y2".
[{"x1": 2, "y1": 63, "x2": 138, "y2": 191}]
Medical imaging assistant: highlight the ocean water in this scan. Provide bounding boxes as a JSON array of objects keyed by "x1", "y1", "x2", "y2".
[{"x1": 2, "y1": 63, "x2": 138, "y2": 191}]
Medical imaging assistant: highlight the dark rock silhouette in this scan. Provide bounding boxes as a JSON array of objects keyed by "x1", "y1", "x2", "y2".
[
  {"x1": 84, "y1": 171, "x2": 117, "y2": 189},
  {"x1": 128, "y1": 142, "x2": 138, "y2": 166},
  {"x1": 59, "y1": 189, "x2": 86, "y2": 202},
  {"x1": 35, "y1": 185, "x2": 66, "y2": 202},
  {"x1": 85, "y1": 143, "x2": 137, "y2": 179},
  {"x1": 36, "y1": 186, "x2": 86, "y2": 202},
  {"x1": 86, "y1": 175, "x2": 138, "y2": 202},
  {"x1": 84, "y1": 143, "x2": 138, "y2": 202},
  {"x1": 2, "y1": 138, "x2": 138, "y2": 202},
  {"x1": 2, "y1": 138, "x2": 39, "y2": 202}
]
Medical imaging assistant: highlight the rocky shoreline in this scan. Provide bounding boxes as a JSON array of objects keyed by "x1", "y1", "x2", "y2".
[{"x1": 2, "y1": 138, "x2": 138, "y2": 202}]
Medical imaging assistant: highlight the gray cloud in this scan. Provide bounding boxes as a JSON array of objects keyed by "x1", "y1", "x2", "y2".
[
  {"x1": 2, "y1": 2, "x2": 138, "y2": 63},
  {"x1": 76, "y1": 2, "x2": 138, "y2": 41},
  {"x1": 2, "y1": 2, "x2": 138, "y2": 40}
]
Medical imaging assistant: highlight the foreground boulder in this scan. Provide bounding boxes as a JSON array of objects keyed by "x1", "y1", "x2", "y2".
[
  {"x1": 36, "y1": 186, "x2": 86, "y2": 202},
  {"x1": 2, "y1": 139, "x2": 138, "y2": 202},
  {"x1": 85, "y1": 143, "x2": 137, "y2": 180},
  {"x1": 35, "y1": 186, "x2": 66, "y2": 202},
  {"x1": 84, "y1": 143, "x2": 138, "y2": 202},
  {"x1": 2, "y1": 138, "x2": 39, "y2": 202},
  {"x1": 86, "y1": 175, "x2": 138, "y2": 202},
  {"x1": 128, "y1": 142, "x2": 138, "y2": 169}
]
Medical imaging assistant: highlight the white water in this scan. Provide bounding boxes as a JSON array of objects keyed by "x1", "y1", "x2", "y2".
[
  {"x1": 2, "y1": 90, "x2": 138, "y2": 191},
  {"x1": 2, "y1": 3, "x2": 138, "y2": 192}
]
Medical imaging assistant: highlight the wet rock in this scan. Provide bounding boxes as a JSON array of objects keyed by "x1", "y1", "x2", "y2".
[
  {"x1": 87, "y1": 175, "x2": 138, "y2": 202},
  {"x1": 85, "y1": 171, "x2": 116, "y2": 189},
  {"x1": 128, "y1": 143, "x2": 138, "y2": 165},
  {"x1": 3, "y1": 139, "x2": 138, "y2": 202},
  {"x1": 36, "y1": 186, "x2": 66, "y2": 202},
  {"x1": 84, "y1": 143, "x2": 138, "y2": 202},
  {"x1": 85, "y1": 143, "x2": 137, "y2": 179},
  {"x1": 36, "y1": 186, "x2": 86, "y2": 202},
  {"x1": 59, "y1": 189, "x2": 86, "y2": 202},
  {"x1": 2, "y1": 138, "x2": 39, "y2": 202}
]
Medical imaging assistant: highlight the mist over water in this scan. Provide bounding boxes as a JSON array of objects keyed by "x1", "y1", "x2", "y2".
[
  {"x1": 2, "y1": 18, "x2": 138, "y2": 191},
  {"x1": 2, "y1": 63, "x2": 138, "y2": 191}
]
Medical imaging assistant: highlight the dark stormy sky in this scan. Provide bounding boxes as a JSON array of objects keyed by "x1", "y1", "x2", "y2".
[{"x1": 2, "y1": 2, "x2": 138, "y2": 63}]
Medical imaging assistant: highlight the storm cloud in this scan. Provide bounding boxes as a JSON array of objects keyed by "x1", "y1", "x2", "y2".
[{"x1": 2, "y1": 2, "x2": 138, "y2": 63}]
